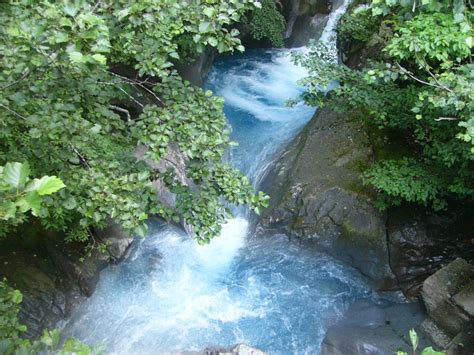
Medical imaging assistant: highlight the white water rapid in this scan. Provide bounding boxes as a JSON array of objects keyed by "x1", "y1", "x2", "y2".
[{"x1": 63, "y1": 2, "x2": 370, "y2": 354}]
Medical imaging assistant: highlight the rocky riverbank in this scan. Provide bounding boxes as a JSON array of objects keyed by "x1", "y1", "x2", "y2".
[
  {"x1": 254, "y1": 1, "x2": 474, "y2": 349},
  {"x1": 255, "y1": 97, "x2": 474, "y2": 353},
  {"x1": 0, "y1": 221, "x2": 133, "y2": 339}
]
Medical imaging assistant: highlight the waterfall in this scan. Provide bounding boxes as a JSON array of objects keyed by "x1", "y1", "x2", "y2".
[
  {"x1": 62, "y1": 1, "x2": 369, "y2": 354},
  {"x1": 320, "y1": 0, "x2": 351, "y2": 44}
]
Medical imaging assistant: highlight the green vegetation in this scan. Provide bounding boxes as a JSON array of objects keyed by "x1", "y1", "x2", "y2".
[
  {"x1": 249, "y1": 0, "x2": 287, "y2": 47},
  {"x1": 397, "y1": 329, "x2": 444, "y2": 355},
  {"x1": 295, "y1": 0, "x2": 473, "y2": 210},
  {"x1": 0, "y1": 0, "x2": 269, "y2": 245},
  {"x1": 1, "y1": 162, "x2": 65, "y2": 236},
  {"x1": 338, "y1": 5, "x2": 381, "y2": 43},
  {"x1": 0, "y1": 280, "x2": 95, "y2": 354}
]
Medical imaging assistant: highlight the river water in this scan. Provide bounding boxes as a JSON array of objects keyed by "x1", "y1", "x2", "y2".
[{"x1": 63, "y1": 2, "x2": 372, "y2": 354}]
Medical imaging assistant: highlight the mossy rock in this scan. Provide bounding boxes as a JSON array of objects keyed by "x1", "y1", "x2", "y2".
[{"x1": 258, "y1": 104, "x2": 396, "y2": 288}]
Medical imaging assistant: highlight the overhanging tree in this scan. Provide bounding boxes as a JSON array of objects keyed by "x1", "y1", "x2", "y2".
[
  {"x1": 0, "y1": 0, "x2": 269, "y2": 244},
  {"x1": 294, "y1": 0, "x2": 473, "y2": 210}
]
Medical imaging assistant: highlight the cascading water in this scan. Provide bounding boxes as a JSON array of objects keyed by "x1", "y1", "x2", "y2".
[{"x1": 63, "y1": 2, "x2": 370, "y2": 353}]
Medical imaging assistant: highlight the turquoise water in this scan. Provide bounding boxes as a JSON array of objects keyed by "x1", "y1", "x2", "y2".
[{"x1": 63, "y1": 3, "x2": 372, "y2": 354}]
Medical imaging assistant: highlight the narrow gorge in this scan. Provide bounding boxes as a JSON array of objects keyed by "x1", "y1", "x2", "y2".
[{"x1": 1, "y1": 1, "x2": 472, "y2": 354}]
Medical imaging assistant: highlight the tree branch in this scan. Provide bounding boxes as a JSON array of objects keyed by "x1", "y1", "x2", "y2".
[
  {"x1": 98, "y1": 81, "x2": 145, "y2": 109},
  {"x1": 69, "y1": 143, "x2": 91, "y2": 169},
  {"x1": 396, "y1": 63, "x2": 452, "y2": 92},
  {"x1": 109, "y1": 104, "x2": 131, "y2": 122},
  {"x1": 435, "y1": 117, "x2": 459, "y2": 122},
  {"x1": 108, "y1": 71, "x2": 165, "y2": 106},
  {"x1": 0, "y1": 103, "x2": 28, "y2": 120},
  {"x1": 0, "y1": 71, "x2": 30, "y2": 91}
]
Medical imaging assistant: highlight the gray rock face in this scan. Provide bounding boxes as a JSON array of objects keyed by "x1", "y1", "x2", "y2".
[
  {"x1": 175, "y1": 48, "x2": 217, "y2": 87},
  {"x1": 0, "y1": 221, "x2": 132, "y2": 339},
  {"x1": 320, "y1": 299, "x2": 429, "y2": 355},
  {"x1": 179, "y1": 344, "x2": 266, "y2": 355},
  {"x1": 386, "y1": 209, "x2": 474, "y2": 299},
  {"x1": 280, "y1": 0, "x2": 333, "y2": 47},
  {"x1": 257, "y1": 106, "x2": 395, "y2": 289},
  {"x1": 420, "y1": 258, "x2": 474, "y2": 352}
]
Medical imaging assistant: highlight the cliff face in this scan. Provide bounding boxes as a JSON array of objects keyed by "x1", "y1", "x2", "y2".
[
  {"x1": 257, "y1": 0, "x2": 474, "y2": 297},
  {"x1": 256, "y1": 105, "x2": 396, "y2": 289},
  {"x1": 255, "y1": 2, "x2": 474, "y2": 352},
  {"x1": 280, "y1": 0, "x2": 334, "y2": 47},
  {"x1": 0, "y1": 221, "x2": 133, "y2": 339}
]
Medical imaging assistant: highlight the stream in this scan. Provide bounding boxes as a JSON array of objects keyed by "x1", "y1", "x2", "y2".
[{"x1": 62, "y1": 2, "x2": 373, "y2": 353}]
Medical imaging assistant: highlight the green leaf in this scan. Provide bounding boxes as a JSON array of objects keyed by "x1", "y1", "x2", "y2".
[
  {"x1": 202, "y1": 7, "x2": 215, "y2": 18},
  {"x1": 91, "y1": 53, "x2": 107, "y2": 64},
  {"x1": 1, "y1": 202, "x2": 17, "y2": 220},
  {"x1": 3, "y1": 162, "x2": 29, "y2": 188},
  {"x1": 199, "y1": 22, "x2": 211, "y2": 33},
  {"x1": 465, "y1": 36, "x2": 472, "y2": 48},
  {"x1": 27, "y1": 176, "x2": 65, "y2": 196},
  {"x1": 421, "y1": 346, "x2": 444, "y2": 355},
  {"x1": 64, "y1": 197, "x2": 77, "y2": 210},
  {"x1": 11, "y1": 289, "x2": 23, "y2": 304},
  {"x1": 134, "y1": 224, "x2": 148, "y2": 237},
  {"x1": 63, "y1": 1, "x2": 78, "y2": 17},
  {"x1": 68, "y1": 51, "x2": 84, "y2": 64},
  {"x1": 24, "y1": 191, "x2": 42, "y2": 215},
  {"x1": 409, "y1": 329, "x2": 418, "y2": 352},
  {"x1": 207, "y1": 36, "x2": 218, "y2": 47}
]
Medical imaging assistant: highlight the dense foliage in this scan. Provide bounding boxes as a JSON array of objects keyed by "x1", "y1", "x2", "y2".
[
  {"x1": 0, "y1": 280, "x2": 94, "y2": 354},
  {"x1": 295, "y1": 0, "x2": 473, "y2": 210},
  {"x1": 1, "y1": 162, "x2": 65, "y2": 236},
  {"x1": 0, "y1": 0, "x2": 269, "y2": 245},
  {"x1": 249, "y1": 0, "x2": 286, "y2": 47}
]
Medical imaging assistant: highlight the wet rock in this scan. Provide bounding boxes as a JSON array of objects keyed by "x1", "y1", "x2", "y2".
[
  {"x1": 257, "y1": 105, "x2": 395, "y2": 289},
  {"x1": 0, "y1": 220, "x2": 133, "y2": 339},
  {"x1": 420, "y1": 258, "x2": 474, "y2": 351},
  {"x1": 320, "y1": 299, "x2": 430, "y2": 355},
  {"x1": 175, "y1": 48, "x2": 217, "y2": 87},
  {"x1": 445, "y1": 330, "x2": 474, "y2": 355},
  {"x1": 95, "y1": 220, "x2": 133, "y2": 263},
  {"x1": 181, "y1": 344, "x2": 266, "y2": 355},
  {"x1": 281, "y1": 0, "x2": 333, "y2": 47},
  {"x1": 387, "y1": 208, "x2": 474, "y2": 299}
]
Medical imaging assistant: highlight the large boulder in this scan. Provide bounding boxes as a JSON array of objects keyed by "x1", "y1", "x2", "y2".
[
  {"x1": 281, "y1": 0, "x2": 334, "y2": 47},
  {"x1": 0, "y1": 220, "x2": 133, "y2": 339},
  {"x1": 257, "y1": 105, "x2": 395, "y2": 289},
  {"x1": 386, "y1": 208, "x2": 474, "y2": 299},
  {"x1": 320, "y1": 299, "x2": 429, "y2": 355},
  {"x1": 420, "y1": 258, "x2": 474, "y2": 353},
  {"x1": 175, "y1": 48, "x2": 217, "y2": 87}
]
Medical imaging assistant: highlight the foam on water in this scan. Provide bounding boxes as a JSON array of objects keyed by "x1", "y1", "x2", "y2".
[
  {"x1": 206, "y1": 48, "x2": 314, "y2": 186},
  {"x1": 63, "y1": 1, "x2": 369, "y2": 353}
]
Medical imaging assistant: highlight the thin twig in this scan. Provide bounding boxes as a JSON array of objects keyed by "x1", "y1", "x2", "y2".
[
  {"x1": 396, "y1": 63, "x2": 452, "y2": 92},
  {"x1": 422, "y1": 60, "x2": 454, "y2": 93},
  {"x1": 0, "y1": 103, "x2": 28, "y2": 120},
  {"x1": 99, "y1": 82, "x2": 145, "y2": 109},
  {"x1": 0, "y1": 71, "x2": 30, "y2": 91},
  {"x1": 136, "y1": 82, "x2": 165, "y2": 106},
  {"x1": 435, "y1": 117, "x2": 459, "y2": 121},
  {"x1": 69, "y1": 143, "x2": 91, "y2": 169},
  {"x1": 108, "y1": 71, "x2": 164, "y2": 106},
  {"x1": 109, "y1": 104, "x2": 131, "y2": 122},
  {"x1": 162, "y1": 156, "x2": 182, "y2": 170}
]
